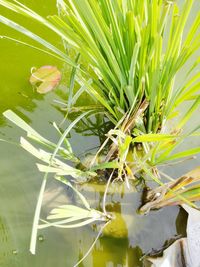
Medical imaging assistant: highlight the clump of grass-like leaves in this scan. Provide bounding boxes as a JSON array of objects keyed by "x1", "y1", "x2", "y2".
[{"x1": 0, "y1": 0, "x2": 199, "y2": 172}]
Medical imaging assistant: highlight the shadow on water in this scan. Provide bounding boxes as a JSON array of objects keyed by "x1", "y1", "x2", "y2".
[
  {"x1": 71, "y1": 180, "x2": 185, "y2": 267},
  {"x1": 91, "y1": 201, "x2": 143, "y2": 267}
]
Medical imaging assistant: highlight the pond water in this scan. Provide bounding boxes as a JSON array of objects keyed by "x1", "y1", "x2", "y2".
[{"x1": 0, "y1": 1, "x2": 199, "y2": 267}]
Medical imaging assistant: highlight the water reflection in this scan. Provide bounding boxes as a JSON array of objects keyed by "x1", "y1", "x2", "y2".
[
  {"x1": 0, "y1": 216, "x2": 18, "y2": 267},
  {"x1": 0, "y1": 75, "x2": 42, "y2": 127},
  {"x1": 53, "y1": 94, "x2": 114, "y2": 141},
  {"x1": 0, "y1": 0, "x2": 62, "y2": 127},
  {"x1": 175, "y1": 206, "x2": 187, "y2": 237},
  {"x1": 69, "y1": 113, "x2": 113, "y2": 142},
  {"x1": 76, "y1": 185, "x2": 142, "y2": 266},
  {"x1": 91, "y1": 204, "x2": 143, "y2": 267},
  {"x1": 92, "y1": 223, "x2": 143, "y2": 267},
  {"x1": 92, "y1": 237, "x2": 129, "y2": 267},
  {"x1": 0, "y1": 93, "x2": 43, "y2": 127}
]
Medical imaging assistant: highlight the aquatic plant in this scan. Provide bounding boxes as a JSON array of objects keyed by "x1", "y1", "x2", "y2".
[
  {"x1": 3, "y1": 109, "x2": 110, "y2": 256},
  {"x1": 0, "y1": 0, "x2": 199, "y2": 174}
]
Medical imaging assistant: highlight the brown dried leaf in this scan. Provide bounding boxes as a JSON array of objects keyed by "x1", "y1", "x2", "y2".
[{"x1": 140, "y1": 167, "x2": 200, "y2": 213}]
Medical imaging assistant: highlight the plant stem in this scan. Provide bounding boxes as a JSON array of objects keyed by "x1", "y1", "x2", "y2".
[
  {"x1": 73, "y1": 220, "x2": 110, "y2": 267},
  {"x1": 102, "y1": 170, "x2": 114, "y2": 215}
]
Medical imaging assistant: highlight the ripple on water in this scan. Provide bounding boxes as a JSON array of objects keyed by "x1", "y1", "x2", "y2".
[{"x1": 0, "y1": 217, "x2": 18, "y2": 267}]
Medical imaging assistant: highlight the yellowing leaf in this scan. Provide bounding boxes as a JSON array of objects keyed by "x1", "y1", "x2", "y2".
[
  {"x1": 140, "y1": 167, "x2": 200, "y2": 213},
  {"x1": 29, "y1": 66, "x2": 61, "y2": 94}
]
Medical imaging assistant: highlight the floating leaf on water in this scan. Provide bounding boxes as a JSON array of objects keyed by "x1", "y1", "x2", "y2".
[{"x1": 29, "y1": 66, "x2": 61, "y2": 94}]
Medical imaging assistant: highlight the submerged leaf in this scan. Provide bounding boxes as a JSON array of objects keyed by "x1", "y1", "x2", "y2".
[
  {"x1": 36, "y1": 163, "x2": 96, "y2": 182},
  {"x1": 29, "y1": 66, "x2": 61, "y2": 94},
  {"x1": 91, "y1": 161, "x2": 120, "y2": 171},
  {"x1": 55, "y1": 176, "x2": 91, "y2": 210},
  {"x1": 38, "y1": 204, "x2": 106, "y2": 229},
  {"x1": 48, "y1": 205, "x2": 93, "y2": 219},
  {"x1": 3, "y1": 110, "x2": 78, "y2": 161}
]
